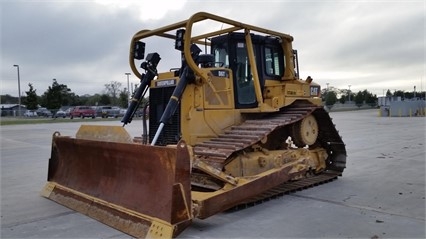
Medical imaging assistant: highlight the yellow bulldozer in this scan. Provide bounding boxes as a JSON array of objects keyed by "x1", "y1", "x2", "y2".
[{"x1": 41, "y1": 12, "x2": 346, "y2": 238}]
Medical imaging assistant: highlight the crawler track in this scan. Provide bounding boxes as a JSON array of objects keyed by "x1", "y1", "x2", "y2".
[
  {"x1": 193, "y1": 101, "x2": 346, "y2": 205},
  {"x1": 231, "y1": 171, "x2": 340, "y2": 209}
]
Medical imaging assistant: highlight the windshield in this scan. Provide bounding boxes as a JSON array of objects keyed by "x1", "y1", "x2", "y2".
[{"x1": 213, "y1": 42, "x2": 229, "y2": 67}]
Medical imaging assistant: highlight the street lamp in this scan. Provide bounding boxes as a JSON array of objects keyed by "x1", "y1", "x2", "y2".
[
  {"x1": 125, "y1": 73, "x2": 131, "y2": 95},
  {"x1": 13, "y1": 65, "x2": 21, "y2": 117}
]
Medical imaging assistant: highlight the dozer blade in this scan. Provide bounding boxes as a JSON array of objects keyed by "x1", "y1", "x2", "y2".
[{"x1": 41, "y1": 125, "x2": 192, "y2": 238}]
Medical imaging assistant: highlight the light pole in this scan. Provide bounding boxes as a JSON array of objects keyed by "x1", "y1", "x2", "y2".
[
  {"x1": 348, "y1": 84, "x2": 351, "y2": 102},
  {"x1": 13, "y1": 65, "x2": 21, "y2": 117},
  {"x1": 125, "y1": 73, "x2": 131, "y2": 96}
]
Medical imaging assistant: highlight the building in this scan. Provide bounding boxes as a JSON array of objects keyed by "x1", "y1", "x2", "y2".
[
  {"x1": 378, "y1": 97, "x2": 425, "y2": 117},
  {"x1": 0, "y1": 104, "x2": 27, "y2": 117}
]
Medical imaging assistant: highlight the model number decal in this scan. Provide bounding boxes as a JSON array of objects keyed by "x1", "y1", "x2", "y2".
[{"x1": 211, "y1": 70, "x2": 229, "y2": 78}]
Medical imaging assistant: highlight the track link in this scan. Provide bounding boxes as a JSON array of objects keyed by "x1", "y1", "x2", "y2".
[
  {"x1": 233, "y1": 172, "x2": 340, "y2": 209},
  {"x1": 194, "y1": 102, "x2": 321, "y2": 167},
  {"x1": 193, "y1": 101, "x2": 347, "y2": 205}
]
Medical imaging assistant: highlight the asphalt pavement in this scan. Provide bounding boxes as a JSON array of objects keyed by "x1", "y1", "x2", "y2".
[{"x1": 1, "y1": 109, "x2": 425, "y2": 238}]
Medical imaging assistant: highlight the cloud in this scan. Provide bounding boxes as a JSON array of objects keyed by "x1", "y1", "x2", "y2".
[
  {"x1": 1, "y1": 0, "x2": 424, "y2": 98},
  {"x1": 1, "y1": 1, "x2": 141, "y2": 95},
  {"x1": 286, "y1": 1, "x2": 425, "y2": 94},
  {"x1": 94, "y1": 0, "x2": 187, "y2": 21}
]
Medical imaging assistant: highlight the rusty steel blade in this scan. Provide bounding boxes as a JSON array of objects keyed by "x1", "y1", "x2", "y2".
[{"x1": 41, "y1": 130, "x2": 192, "y2": 238}]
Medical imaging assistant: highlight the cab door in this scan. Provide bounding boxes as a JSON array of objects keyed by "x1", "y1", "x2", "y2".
[{"x1": 212, "y1": 33, "x2": 261, "y2": 109}]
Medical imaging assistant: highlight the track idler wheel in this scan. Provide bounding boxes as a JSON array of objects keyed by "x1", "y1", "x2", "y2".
[{"x1": 292, "y1": 114, "x2": 318, "y2": 147}]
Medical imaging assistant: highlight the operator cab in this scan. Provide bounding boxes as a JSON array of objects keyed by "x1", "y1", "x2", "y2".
[{"x1": 211, "y1": 33, "x2": 286, "y2": 109}]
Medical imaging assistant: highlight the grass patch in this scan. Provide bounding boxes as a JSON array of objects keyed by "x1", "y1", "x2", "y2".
[{"x1": 0, "y1": 117, "x2": 120, "y2": 126}]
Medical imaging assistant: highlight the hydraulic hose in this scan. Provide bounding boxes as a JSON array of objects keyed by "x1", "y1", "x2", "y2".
[{"x1": 121, "y1": 54, "x2": 159, "y2": 126}]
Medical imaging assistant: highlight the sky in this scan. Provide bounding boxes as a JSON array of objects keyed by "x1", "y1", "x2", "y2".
[{"x1": 1, "y1": 0, "x2": 425, "y2": 98}]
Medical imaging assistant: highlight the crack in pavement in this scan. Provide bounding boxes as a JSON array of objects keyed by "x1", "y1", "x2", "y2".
[
  {"x1": 290, "y1": 194, "x2": 425, "y2": 221},
  {"x1": 1, "y1": 211, "x2": 77, "y2": 229}
]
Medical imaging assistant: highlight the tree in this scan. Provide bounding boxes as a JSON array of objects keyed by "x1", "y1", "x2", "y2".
[
  {"x1": 354, "y1": 91, "x2": 364, "y2": 107},
  {"x1": 353, "y1": 90, "x2": 377, "y2": 108},
  {"x1": 63, "y1": 92, "x2": 79, "y2": 106},
  {"x1": 324, "y1": 91, "x2": 337, "y2": 108},
  {"x1": 99, "y1": 94, "x2": 112, "y2": 105},
  {"x1": 0, "y1": 94, "x2": 17, "y2": 104},
  {"x1": 74, "y1": 95, "x2": 90, "y2": 106},
  {"x1": 339, "y1": 95, "x2": 346, "y2": 104},
  {"x1": 40, "y1": 79, "x2": 74, "y2": 109},
  {"x1": 386, "y1": 89, "x2": 392, "y2": 97},
  {"x1": 118, "y1": 91, "x2": 129, "y2": 108},
  {"x1": 104, "y1": 81, "x2": 122, "y2": 105},
  {"x1": 365, "y1": 93, "x2": 377, "y2": 107},
  {"x1": 348, "y1": 92, "x2": 355, "y2": 103},
  {"x1": 24, "y1": 83, "x2": 38, "y2": 110},
  {"x1": 393, "y1": 90, "x2": 405, "y2": 99},
  {"x1": 359, "y1": 89, "x2": 376, "y2": 107}
]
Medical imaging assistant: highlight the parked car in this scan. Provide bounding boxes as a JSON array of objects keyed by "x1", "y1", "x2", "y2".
[
  {"x1": 24, "y1": 110, "x2": 37, "y2": 117},
  {"x1": 65, "y1": 107, "x2": 74, "y2": 117},
  {"x1": 54, "y1": 110, "x2": 67, "y2": 118},
  {"x1": 36, "y1": 107, "x2": 53, "y2": 117},
  {"x1": 110, "y1": 107, "x2": 123, "y2": 118},
  {"x1": 70, "y1": 106, "x2": 96, "y2": 119},
  {"x1": 95, "y1": 106, "x2": 116, "y2": 118},
  {"x1": 135, "y1": 105, "x2": 149, "y2": 118},
  {"x1": 119, "y1": 108, "x2": 127, "y2": 117}
]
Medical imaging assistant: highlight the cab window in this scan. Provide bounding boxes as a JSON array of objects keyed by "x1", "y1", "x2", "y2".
[{"x1": 264, "y1": 46, "x2": 284, "y2": 77}]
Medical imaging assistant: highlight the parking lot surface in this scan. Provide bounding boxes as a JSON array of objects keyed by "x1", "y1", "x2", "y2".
[{"x1": 1, "y1": 109, "x2": 425, "y2": 238}]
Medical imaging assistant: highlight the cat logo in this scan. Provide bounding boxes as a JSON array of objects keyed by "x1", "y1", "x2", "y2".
[{"x1": 310, "y1": 86, "x2": 320, "y2": 96}]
